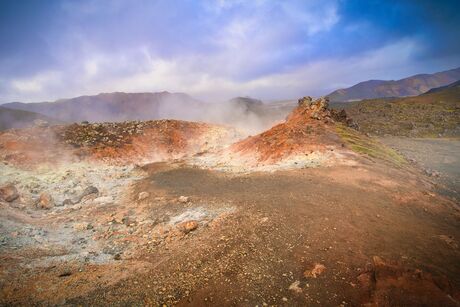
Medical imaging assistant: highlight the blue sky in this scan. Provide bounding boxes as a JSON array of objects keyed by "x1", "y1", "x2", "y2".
[{"x1": 1, "y1": 0, "x2": 459, "y2": 102}]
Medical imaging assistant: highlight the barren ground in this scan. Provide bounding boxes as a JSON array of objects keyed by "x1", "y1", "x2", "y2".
[
  {"x1": 380, "y1": 137, "x2": 460, "y2": 201},
  {"x1": 1, "y1": 98, "x2": 459, "y2": 306}
]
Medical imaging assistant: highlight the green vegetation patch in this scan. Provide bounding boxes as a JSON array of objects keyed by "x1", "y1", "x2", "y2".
[{"x1": 335, "y1": 124, "x2": 407, "y2": 166}]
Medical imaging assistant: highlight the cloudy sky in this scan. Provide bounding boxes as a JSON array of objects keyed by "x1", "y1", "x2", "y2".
[{"x1": 1, "y1": 0, "x2": 460, "y2": 103}]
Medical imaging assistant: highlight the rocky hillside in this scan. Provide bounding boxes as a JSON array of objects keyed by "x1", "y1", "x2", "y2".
[
  {"x1": 328, "y1": 67, "x2": 460, "y2": 102},
  {"x1": 332, "y1": 83, "x2": 460, "y2": 137},
  {"x1": 424, "y1": 79, "x2": 460, "y2": 94}
]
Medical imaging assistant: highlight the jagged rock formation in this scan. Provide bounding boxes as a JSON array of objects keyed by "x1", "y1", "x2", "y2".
[
  {"x1": 232, "y1": 96, "x2": 357, "y2": 163},
  {"x1": 293, "y1": 96, "x2": 358, "y2": 129}
]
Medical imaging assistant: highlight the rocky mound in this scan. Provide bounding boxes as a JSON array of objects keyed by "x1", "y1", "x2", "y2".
[
  {"x1": 232, "y1": 96, "x2": 357, "y2": 163},
  {"x1": 0, "y1": 119, "x2": 239, "y2": 167}
]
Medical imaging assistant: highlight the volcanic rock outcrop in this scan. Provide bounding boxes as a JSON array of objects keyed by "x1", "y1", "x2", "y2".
[{"x1": 231, "y1": 96, "x2": 357, "y2": 163}]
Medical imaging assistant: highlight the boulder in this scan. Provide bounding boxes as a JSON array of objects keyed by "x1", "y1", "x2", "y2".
[{"x1": 0, "y1": 184, "x2": 19, "y2": 202}]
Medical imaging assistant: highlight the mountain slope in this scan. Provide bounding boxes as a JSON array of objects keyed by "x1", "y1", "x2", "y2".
[
  {"x1": 424, "y1": 79, "x2": 460, "y2": 94},
  {"x1": 0, "y1": 106, "x2": 61, "y2": 130},
  {"x1": 328, "y1": 67, "x2": 460, "y2": 102},
  {"x1": 3, "y1": 92, "x2": 202, "y2": 123},
  {"x1": 332, "y1": 82, "x2": 460, "y2": 137}
]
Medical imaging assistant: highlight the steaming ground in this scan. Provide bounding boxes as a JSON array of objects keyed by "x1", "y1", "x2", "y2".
[
  {"x1": 1, "y1": 98, "x2": 459, "y2": 306},
  {"x1": 1, "y1": 93, "x2": 296, "y2": 134}
]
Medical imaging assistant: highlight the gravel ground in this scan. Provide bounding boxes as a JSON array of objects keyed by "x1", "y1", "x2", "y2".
[{"x1": 379, "y1": 137, "x2": 460, "y2": 202}]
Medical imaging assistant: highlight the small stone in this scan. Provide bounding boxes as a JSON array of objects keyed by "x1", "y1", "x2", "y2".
[
  {"x1": 177, "y1": 220, "x2": 199, "y2": 234},
  {"x1": 288, "y1": 280, "x2": 302, "y2": 293},
  {"x1": 114, "y1": 253, "x2": 122, "y2": 260},
  {"x1": 62, "y1": 199, "x2": 74, "y2": 206},
  {"x1": 81, "y1": 186, "x2": 99, "y2": 197},
  {"x1": 138, "y1": 191, "x2": 149, "y2": 201},
  {"x1": 74, "y1": 186, "x2": 99, "y2": 204},
  {"x1": 282, "y1": 297, "x2": 288, "y2": 302},
  {"x1": 0, "y1": 184, "x2": 19, "y2": 202},
  {"x1": 36, "y1": 193, "x2": 54, "y2": 209},
  {"x1": 178, "y1": 196, "x2": 189, "y2": 203},
  {"x1": 74, "y1": 222, "x2": 90, "y2": 231},
  {"x1": 304, "y1": 263, "x2": 326, "y2": 278}
]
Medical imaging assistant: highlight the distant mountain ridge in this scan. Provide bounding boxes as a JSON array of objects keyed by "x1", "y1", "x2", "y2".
[
  {"x1": 327, "y1": 67, "x2": 460, "y2": 102},
  {"x1": 3, "y1": 91, "x2": 203, "y2": 123}
]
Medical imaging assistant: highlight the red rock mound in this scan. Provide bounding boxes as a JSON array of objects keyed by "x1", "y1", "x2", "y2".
[
  {"x1": 0, "y1": 119, "x2": 234, "y2": 167},
  {"x1": 231, "y1": 96, "x2": 356, "y2": 163}
]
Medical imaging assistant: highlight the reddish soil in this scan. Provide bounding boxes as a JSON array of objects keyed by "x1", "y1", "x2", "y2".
[{"x1": 3, "y1": 161, "x2": 458, "y2": 306}]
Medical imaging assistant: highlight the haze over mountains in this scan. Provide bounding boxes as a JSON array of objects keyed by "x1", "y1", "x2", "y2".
[
  {"x1": 4, "y1": 92, "x2": 201, "y2": 123},
  {"x1": 0, "y1": 107, "x2": 61, "y2": 131},
  {"x1": 2, "y1": 92, "x2": 293, "y2": 133},
  {"x1": 1, "y1": 66, "x2": 459, "y2": 132},
  {"x1": 328, "y1": 67, "x2": 460, "y2": 102}
]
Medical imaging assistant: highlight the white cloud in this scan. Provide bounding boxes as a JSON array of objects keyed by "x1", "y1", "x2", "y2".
[
  {"x1": 280, "y1": 1, "x2": 340, "y2": 35},
  {"x1": 10, "y1": 71, "x2": 61, "y2": 94},
  {"x1": 2, "y1": 38, "x2": 427, "y2": 103}
]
